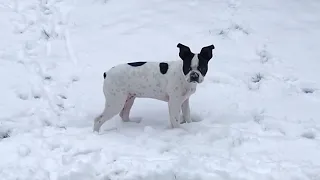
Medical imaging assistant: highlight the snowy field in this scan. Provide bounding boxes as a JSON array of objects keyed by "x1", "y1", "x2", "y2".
[{"x1": 1, "y1": 0, "x2": 320, "y2": 179}]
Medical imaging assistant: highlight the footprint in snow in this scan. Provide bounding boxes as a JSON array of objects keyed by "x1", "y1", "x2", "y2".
[
  {"x1": 17, "y1": 93, "x2": 29, "y2": 100},
  {"x1": 301, "y1": 87, "x2": 316, "y2": 94},
  {"x1": 256, "y1": 48, "x2": 272, "y2": 64},
  {"x1": 43, "y1": 75, "x2": 52, "y2": 81},
  {"x1": 293, "y1": 81, "x2": 317, "y2": 95},
  {"x1": 301, "y1": 131, "x2": 316, "y2": 140},
  {"x1": 56, "y1": 95, "x2": 68, "y2": 110},
  {"x1": 33, "y1": 94, "x2": 41, "y2": 99},
  {"x1": 248, "y1": 73, "x2": 264, "y2": 91},
  {"x1": 215, "y1": 23, "x2": 250, "y2": 38},
  {"x1": 57, "y1": 103, "x2": 65, "y2": 111},
  {"x1": 0, "y1": 130, "x2": 10, "y2": 139},
  {"x1": 71, "y1": 76, "x2": 79, "y2": 82},
  {"x1": 58, "y1": 94, "x2": 68, "y2": 100}
]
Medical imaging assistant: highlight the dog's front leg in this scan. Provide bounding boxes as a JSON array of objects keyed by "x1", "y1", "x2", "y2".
[
  {"x1": 181, "y1": 98, "x2": 192, "y2": 124},
  {"x1": 168, "y1": 98, "x2": 182, "y2": 128}
]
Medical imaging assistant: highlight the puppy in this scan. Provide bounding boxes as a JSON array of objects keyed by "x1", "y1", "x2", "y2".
[{"x1": 93, "y1": 43, "x2": 215, "y2": 132}]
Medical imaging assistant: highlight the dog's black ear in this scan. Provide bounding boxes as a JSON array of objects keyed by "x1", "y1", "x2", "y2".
[
  {"x1": 199, "y1": 44, "x2": 215, "y2": 61},
  {"x1": 177, "y1": 43, "x2": 193, "y2": 61}
]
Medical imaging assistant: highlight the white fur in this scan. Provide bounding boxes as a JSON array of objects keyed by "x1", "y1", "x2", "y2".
[
  {"x1": 186, "y1": 55, "x2": 204, "y2": 83},
  {"x1": 93, "y1": 60, "x2": 200, "y2": 132}
]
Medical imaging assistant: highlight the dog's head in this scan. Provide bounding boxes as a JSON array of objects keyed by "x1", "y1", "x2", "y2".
[{"x1": 177, "y1": 43, "x2": 215, "y2": 84}]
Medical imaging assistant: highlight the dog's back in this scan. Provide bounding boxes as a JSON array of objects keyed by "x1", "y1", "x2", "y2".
[{"x1": 102, "y1": 61, "x2": 181, "y2": 101}]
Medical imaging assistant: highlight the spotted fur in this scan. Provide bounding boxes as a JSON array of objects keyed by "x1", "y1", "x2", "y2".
[
  {"x1": 94, "y1": 43, "x2": 215, "y2": 132},
  {"x1": 159, "y1": 62, "x2": 169, "y2": 74},
  {"x1": 127, "y1": 61, "x2": 147, "y2": 67}
]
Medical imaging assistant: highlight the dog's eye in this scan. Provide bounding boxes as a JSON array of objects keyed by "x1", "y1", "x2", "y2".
[{"x1": 198, "y1": 67, "x2": 206, "y2": 72}]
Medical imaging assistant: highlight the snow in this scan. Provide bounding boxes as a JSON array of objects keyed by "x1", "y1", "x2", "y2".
[{"x1": 1, "y1": 0, "x2": 320, "y2": 179}]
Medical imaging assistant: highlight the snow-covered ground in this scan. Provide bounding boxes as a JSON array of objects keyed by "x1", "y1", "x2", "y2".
[{"x1": 1, "y1": 0, "x2": 320, "y2": 179}]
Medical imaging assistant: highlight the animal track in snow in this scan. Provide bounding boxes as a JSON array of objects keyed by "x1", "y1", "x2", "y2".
[
  {"x1": 58, "y1": 94, "x2": 68, "y2": 100},
  {"x1": 301, "y1": 131, "x2": 316, "y2": 139},
  {"x1": 252, "y1": 109, "x2": 265, "y2": 124},
  {"x1": 8, "y1": 0, "x2": 81, "y2": 130},
  {"x1": 71, "y1": 76, "x2": 79, "y2": 82},
  {"x1": 0, "y1": 130, "x2": 10, "y2": 139},
  {"x1": 301, "y1": 87, "x2": 315, "y2": 94},
  {"x1": 17, "y1": 93, "x2": 29, "y2": 100},
  {"x1": 57, "y1": 103, "x2": 65, "y2": 111},
  {"x1": 248, "y1": 73, "x2": 264, "y2": 91},
  {"x1": 43, "y1": 75, "x2": 52, "y2": 81},
  {"x1": 289, "y1": 81, "x2": 318, "y2": 95},
  {"x1": 256, "y1": 46, "x2": 272, "y2": 64},
  {"x1": 33, "y1": 94, "x2": 41, "y2": 99},
  {"x1": 215, "y1": 23, "x2": 250, "y2": 38},
  {"x1": 251, "y1": 73, "x2": 264, "y2": 83}
]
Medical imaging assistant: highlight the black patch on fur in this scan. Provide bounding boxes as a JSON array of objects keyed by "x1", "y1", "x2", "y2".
[
  {"x1": 182, "y1": 56, "x2": 194, "y2": 75},
  {"x1": 199, "y1": 45, "x2": 215, "y2": 60},
  {"x1": 177, "y1": 43, "x2": 195, "y2": 75},
  {"x1": 159, "y1": 62, "x2": 169, "y2": 74},
  {"x1": 197, "y1": 44, "x2": 215, "y2": 76},
  {"x1": 103, "y1": 72, "x2": 106, "y2": 79},
  {"x1": 197, "y1": 55, "x2": 209, "y2": 76},
  {"x1": 127, "y1": 61, "x2": 147, "y2": 67},
  {"x1": 177, "y1": 43, "x2": 215, "y2": 77}
]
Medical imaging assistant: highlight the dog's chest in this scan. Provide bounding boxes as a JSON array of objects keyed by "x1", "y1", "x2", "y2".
[
  {"x1": 179, "y1": 84, "x2": 197, "y2": 101},
  {"x1": 184, "y1": 86, "x2": 196, "y2": 96}
]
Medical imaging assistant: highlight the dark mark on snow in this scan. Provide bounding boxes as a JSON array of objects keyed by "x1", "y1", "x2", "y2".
[
  {"x1": 0, "y1": 131, "x2": 10, "y2": 139},
  {"x1": 72, "y1": 76, "x2": 79, "y2": 82},
  {"x1": 302, "y1": 88, "x2": 315, "y2": 94},
  {"x1": 44, "y1": 76, "x2": 52, "y2": 81},
  {"x1": 251, "y1": 73, "x2": 263, "y2": 83},
  {"x1": 59, "y1": 94, "x2": 67, "y2": 99},
  {"x1": 33, "y1": 95, "x2": 41, "y2": 99},
  {"x1": 18, "y1": 93, "x2": 28, "y2": 100},
  {"x1": 301, "y1": 132, "x2": 316, "y2": 139}
]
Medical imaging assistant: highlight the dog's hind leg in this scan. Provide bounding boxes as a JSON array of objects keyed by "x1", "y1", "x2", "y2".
[
  {"x1": 93, "y1": 93, "x2": 127, "y2": 132},
  {"x1": 119, "y1": 95, "x2": 142, "y2": 123},
  {"x1": 119, "y1": 95, "x2": 135, "y2": 122}
]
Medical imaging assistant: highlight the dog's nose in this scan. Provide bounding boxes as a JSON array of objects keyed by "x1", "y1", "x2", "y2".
[{"x1": 190, "y1": 72, "x2": 199, "y2": 82}]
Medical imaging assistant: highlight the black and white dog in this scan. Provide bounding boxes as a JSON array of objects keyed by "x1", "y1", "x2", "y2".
[{"x1": 94, "y1": 43, "x2": 215, "y2": 132}]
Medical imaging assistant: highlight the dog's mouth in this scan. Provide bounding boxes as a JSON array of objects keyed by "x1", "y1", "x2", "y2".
[{"x1": 188, "y1": 78, "x2": 200, "y2": 83}]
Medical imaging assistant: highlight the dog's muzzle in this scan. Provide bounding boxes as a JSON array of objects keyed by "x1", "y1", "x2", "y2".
[{"x1": 190, "y1": 71, "x2": 199, "y2": 83}]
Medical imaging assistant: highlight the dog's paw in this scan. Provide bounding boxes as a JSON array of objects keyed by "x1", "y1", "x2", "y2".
[
  {"x1": 180, "y1": 118, "x2": 191, "y2": 124},
  {"x1": 124, "y1": 117, "x2": 142, "y2": 123},
  {"x1": 93, "y1": 126, "x2": 100, "y2": 133},
  {"x1": 93, "y1": 130, "x2": 100, "y2": 135},
  {"x1": 180, "y1": 114, "x2": 192, "y2": 124}
]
